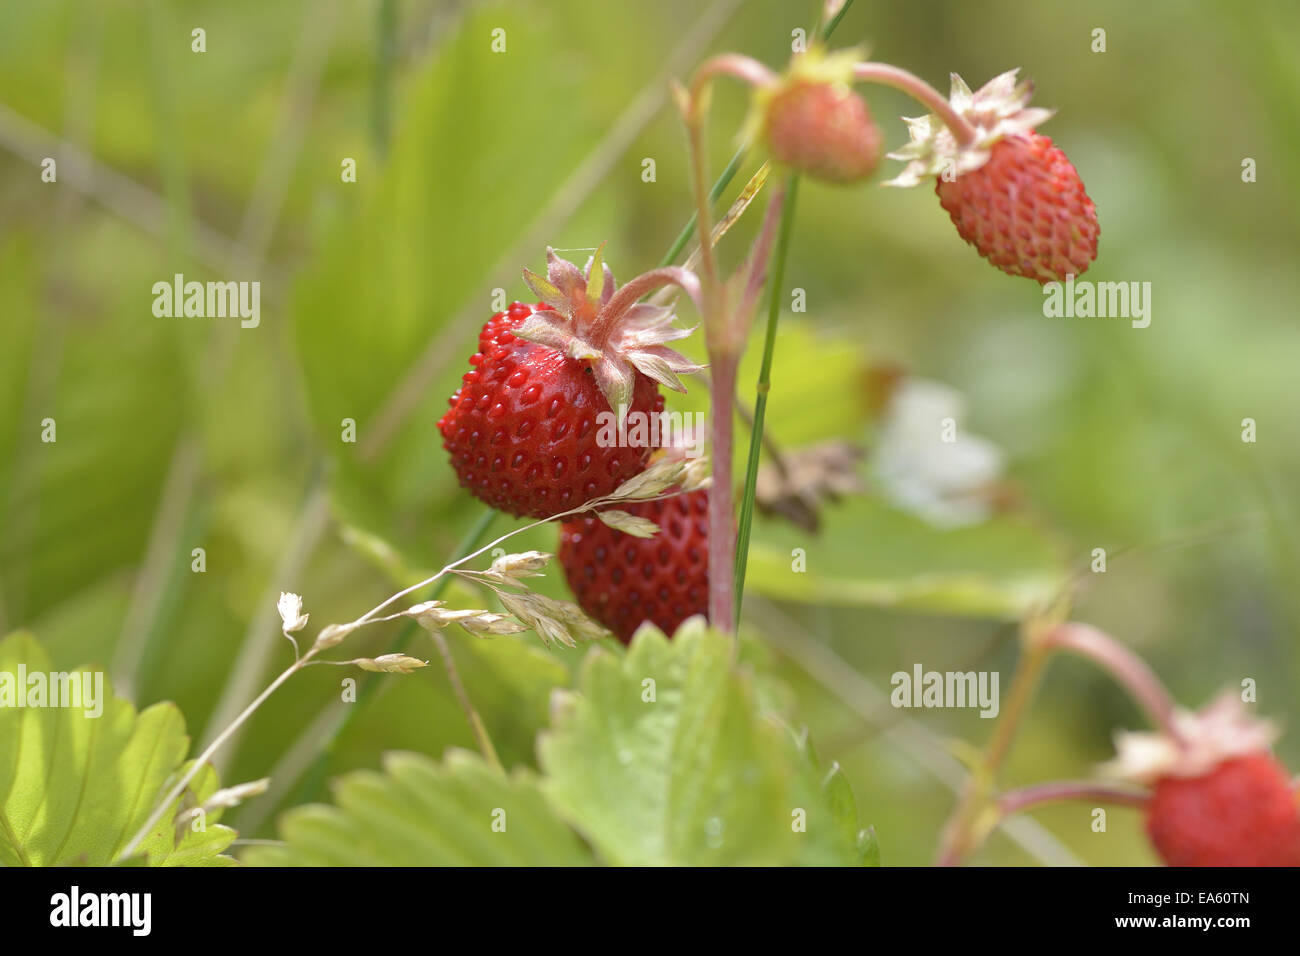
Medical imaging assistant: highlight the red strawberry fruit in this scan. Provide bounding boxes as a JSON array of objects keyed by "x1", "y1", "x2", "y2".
[
  {"x1": 439, "y1": 249, "x2": 701, "y2": 519},
  {"x1": 936, "y1": 132, "x2": 1097, "y2": 283},
  {"x1": 1147, "y1": 753, "x2": 1300, "y2": 867},
  {"x1": 1105, "y1": 692, "x2": 1300, "y2": 867},
  {"x1": 885, "y1": 69, "x2": 1099, "y2": 283},
  {"x1": 558, "y1": 488, "x2": 709, "y2": 643},
  {"x1": 475, "y1": 300, "x2": 545, "y2": 356}
]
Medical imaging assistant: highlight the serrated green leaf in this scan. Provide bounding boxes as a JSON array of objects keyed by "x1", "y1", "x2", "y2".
[
  {"x1": 537, "y1": 620, "x2": 862, "y2": 865},
  {"x1": 242, "y1": 749, "x2": 592, "y2": 866},
  {"x1": 0, "y1": 632, "x2": 235, "y2": 866},
  {"x1": 746, "y1": 496, "x2": 1068, "y2": 619}
]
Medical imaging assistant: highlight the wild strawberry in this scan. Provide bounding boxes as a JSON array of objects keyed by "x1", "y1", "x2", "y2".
[
  {"x1": 438, "y1": 249, "x2": 702, "y2": 519},
  {"x1": 886, "y1": 70, "x2": 1099, "y2": 283},
  {"x1": 936, "y1": 133, "x2": 1097, "y2": 283},
  {"x1": 474, "y1": 300, "x2": 546, "y2": 357},
  {"x1": 1147, "y1": 754, "x2": 1300, "y2": 867},
  {"x1": 558, "y1": 488, "x2": 709, "y2": 643},
  {"x1": 1104, "y1": 693, "x2": 1300, "y2": 867},
  {"x1": 753, "y1": 47, "x2": 881, "y2": 184}
]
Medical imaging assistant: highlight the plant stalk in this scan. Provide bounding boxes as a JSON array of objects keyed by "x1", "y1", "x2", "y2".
[
  {"x1": 733, "y1": 175, "x2": 798, "y2": 628},
  {"x1": 997, "y1": 780, "x2": 1149, "y2": 817},
  {"x1": 935, "y1": 639, "x2": 1052, "y2": 866},
  {"x1": 706, "y1": 352, "x2": 738, "y2": 632},
  {"x1": 852, "y1": 62, "x2": 978, "y2": 146},
  {"x1": 1042, "y1": 622, "x2": 1185, "y2": 744}
]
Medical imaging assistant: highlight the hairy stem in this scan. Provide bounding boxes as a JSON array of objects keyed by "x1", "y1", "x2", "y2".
[
  {"x1": 691, "y1": 52, "x2": 776, "y2": 89},
  {"x1": 707, "y1": 353, "x2": 738, "y2": 632},
  {"x1": 593, "y1": 265, "x2": 703, "y2": 341},
  {"x1": 684, "y1": 104, "x2": 720, "y2": 294},
  {"x1": 853, "y1": 62, "x2": 977, "y2": 146}
]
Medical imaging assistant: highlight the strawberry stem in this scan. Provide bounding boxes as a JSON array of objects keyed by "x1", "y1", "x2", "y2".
[
  {"x1": 997, "y1": 780, "x2": 1149, "y2": 817},
  {"x1": 937, "y1": 619, "x2": 1181, "y2": 865},
  {"x1": 936, "y1": 635, "x2": 1052, "y2": 865},
  {"x1": 691, "y1": 52, "x2": 777, "y2": 90},
  {"x1": 682, "y1": 5, "x2": 855, "y2": 635},
  {"x1": 1041, "y1": 622, "x2": 1187, "y2": 745},
  {"x1": 593, "y1": 266, "x2": 702, "y2": 344},
  {"x1": 853, "y1": 62, "x2": 977, "y2": 147},
  {"x1": 707, "y1": 351, "x2": 739, "y2": 632}
]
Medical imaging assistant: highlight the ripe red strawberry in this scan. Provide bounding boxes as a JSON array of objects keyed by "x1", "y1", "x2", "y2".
[
  {"x1": 439, "y1": 249, "x2": 702, "y2": 519},
  {"x1": 474, "y1": 300, "x2": 545, "y2": 357},
  {"x1": 885, "y1": 69, "x2": 1098, "y2": 283},
  {"x1": 1105, "y1": 692, "x2": 1300, "y2": 867},
  {"x1": 755, "y1": 47, "x2": 881, "y2": 184},
  {"x1": 558, "y1": 489, "x2": 709, "y2": 643},
  {"x1": 1146, "y1": 753, "x2": 1300, "y2": 867},
  {"x1": 936, "y1": 132, "x2": 1097, "y2": 283}
]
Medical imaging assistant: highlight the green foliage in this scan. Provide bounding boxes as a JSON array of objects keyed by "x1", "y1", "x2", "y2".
[
  {"x1": 745, "y1": 497, "x2": 1067, "y2": 619},
  {"x1": 0, "y1": 633, "x2": 234, "y2": 866},
  {"x1": 539, "y1": 621, "x2": 867, "y2": 865},
  {"x1": 3, "y1": 0, "x2": 1298, "y2": 868},
  {"x1": 242, "y1": 749, "x2": 592, "y2": 866},
  {"x1": 249, "y1": 623, "x2": 873, "y2": 866}
]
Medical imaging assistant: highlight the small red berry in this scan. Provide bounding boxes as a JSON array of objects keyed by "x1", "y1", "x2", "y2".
[
  {"x1": 936, "y1": 132, "x2": 1098, "y2": 283},
  {"x1": 558, "y1": 489, "x2": 709, "y2": 643},
  {"x1": 475, "y1": 300, "x2": 545, "y2": 357},
  {"x1": 1105, "y1": 692, "x2": 1300, "y2": 867},
  {"x1": 439, "y1": 249, "x2": 701, "y2": 519},
  {"x1": 1146, "y1": 753, "x2": 1300, "y2": 867},
  {"x1": 884, "y1": 70, "x2": 1099, "y2": 283}
]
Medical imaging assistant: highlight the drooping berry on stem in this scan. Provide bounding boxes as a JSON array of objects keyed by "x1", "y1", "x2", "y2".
[
  {"x1": 1104, "y1": 692, "x2": 1300, "y2": 867},
  {"x1": 438, "y1": 249, "x2": 702, "y2": 519},
  {"x1": 754, "y1": 47, "x2": 881, "y2": 185},
  {"x1": 880, "y1": 69, "x2": 1099, "y2": 283}
]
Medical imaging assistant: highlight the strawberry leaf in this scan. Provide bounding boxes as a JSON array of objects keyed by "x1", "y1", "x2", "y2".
[
  {"x1": 241, "y1": 749, "x2": 592, "y2": 866},
  {"x1": 537, "y1": 619, "x2": 867, "y2": 865},
  {"x1": 0, "y1": 632, "x2": 235, "y2": 866},
  {"x1": 746, "y1": 496, "x2": 1068, "y2": 619}
]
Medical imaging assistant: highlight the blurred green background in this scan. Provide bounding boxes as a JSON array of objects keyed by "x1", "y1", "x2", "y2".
[{"x1": 2, "y1": 0, "x2": 1299, "y2": 865}]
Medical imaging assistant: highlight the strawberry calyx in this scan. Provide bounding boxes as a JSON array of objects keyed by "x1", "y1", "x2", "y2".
[
  {"x1": 516, "y1": 247, "x2": 703, "y2": 423},
  {"x1": 884, "y1": 69, "x2": 1054, "y2": 188},
  {"x1": 1102, "y1": 691, "x2": 1279, "y2": 785}
]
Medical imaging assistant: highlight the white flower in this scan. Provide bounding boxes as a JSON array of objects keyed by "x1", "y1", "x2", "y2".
[
  {"x1": 870, "y1": 379, "x2": 1003, "y2": 528},
  {"x1": 277, "y1": 592, "x2": 309, "y2": 633}
]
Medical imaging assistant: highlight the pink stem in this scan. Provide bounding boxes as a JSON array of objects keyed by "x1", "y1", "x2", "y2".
[
  {"x1": 592, "y1": 266, "x2": 702, "y2": 343},
  {"x1": 997, "y1": 780, "x2": 1149, "y2": 817},
  {"x1": 852, "y1": 62, "x2": 977, "y2": 146},
  {"x1": 707, "y1": 352, "x2": 737, "y2": 632},
  {"x1": 1042, "y1": 622, "x2": 1187, "y2": 746},
  {"x1": 692, "y1": 53, "x2": 777, "y2": 93}
]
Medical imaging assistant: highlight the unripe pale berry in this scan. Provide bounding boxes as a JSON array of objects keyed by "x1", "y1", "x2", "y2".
[{"x1": 764, "y1": 79, "x2": 881, "y2": 184}]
